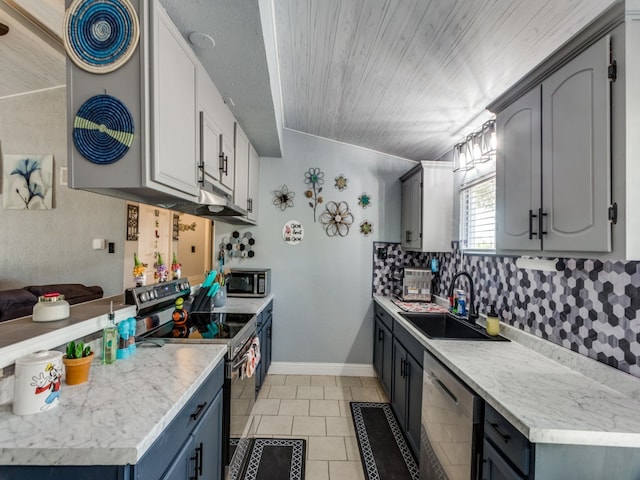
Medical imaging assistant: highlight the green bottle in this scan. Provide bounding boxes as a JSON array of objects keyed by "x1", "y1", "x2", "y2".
[{"x1": 103, "y1": 302, "x2": 118, "y2": 364}]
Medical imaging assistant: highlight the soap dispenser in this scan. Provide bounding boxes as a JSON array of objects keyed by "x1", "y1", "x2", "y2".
[
  {"x1": 486, "y1": 304, "x2": 500, "y2": 336},
  {"x1": 102, "y1": 301, "x2": 118, "y2": 364}
]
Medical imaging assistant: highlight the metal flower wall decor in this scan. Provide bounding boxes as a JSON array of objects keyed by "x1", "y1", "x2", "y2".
[
  {"x1": 358, "y1": 193, "x2": 372, "y2": 208},
  {"x1": 304, "y1": 167, "x2": 324, "y2": 222},
  {"x1": 334, "y1": 174, "x2": 348, "y2": 191},
  {"x1": 319, "y1": 201, "x2": 354, "y2": 237},
  {"x1": 273, "y1": 185, "x2": 295, "y2": 211},
  {"x1": 360, "y1": 220, "x2": 373, "y2": 237}
]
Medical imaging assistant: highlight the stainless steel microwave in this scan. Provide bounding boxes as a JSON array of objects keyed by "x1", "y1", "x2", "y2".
[{"x1": 227, "y1": 268, "x2": 271, "y2": 297}]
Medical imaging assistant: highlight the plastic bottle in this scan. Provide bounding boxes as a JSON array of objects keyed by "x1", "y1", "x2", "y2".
[
  {"x1": 486, "y1": 304, "x2": 500, "y2": 336},
  {"x1": 102, "y1": 302, "x2": 118, "y2": 364},
  {"x1": 456, "y1": 289, "x2": 467, "y2": 316},
  {"x1": 128, "y1": 317, "x2": 137, "y2": 355},
  {"x1": 117, "y1": 320, "x2": 130, "y2": 360}
]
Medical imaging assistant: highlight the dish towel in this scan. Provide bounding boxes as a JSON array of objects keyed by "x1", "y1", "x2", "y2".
[{"x1": 245, "y1": 336, "x2": 261, "y2": 378}]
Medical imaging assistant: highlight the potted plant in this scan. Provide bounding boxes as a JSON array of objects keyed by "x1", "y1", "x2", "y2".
[{"x1": 62, "y1": 341, "x2": 94, "y2": 385}]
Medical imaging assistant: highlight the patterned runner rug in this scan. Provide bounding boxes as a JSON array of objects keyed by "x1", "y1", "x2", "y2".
[
  {"x1": 350, "y1": 402, "x2": 419, "y2": 480},
  {"x1": 239, "y1": 438, "x2": 306, "y2": 480}
]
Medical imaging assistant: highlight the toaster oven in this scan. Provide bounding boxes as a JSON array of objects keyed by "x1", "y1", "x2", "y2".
[{"x1": 396, "y1": 267, "x2": 432, "y2": 302}]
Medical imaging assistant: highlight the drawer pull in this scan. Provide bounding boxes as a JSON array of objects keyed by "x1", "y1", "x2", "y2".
[
  {"x1": 190, "y1": 401, "x2": 208, "y2": 421},
  {"x1": 489, "y1": 421, "x2": 511, "y2": 443}
]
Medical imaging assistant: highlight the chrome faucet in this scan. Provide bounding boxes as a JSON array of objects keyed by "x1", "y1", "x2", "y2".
[{"x1": 448, "y1": 271, "x2": 478, "y2": 324}]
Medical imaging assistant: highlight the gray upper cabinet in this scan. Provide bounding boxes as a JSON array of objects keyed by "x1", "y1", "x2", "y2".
[
  {"x1": 400, "y1": 161, "x2": 453, "y2": 252},
  {"x1": 496, "y1": 87, "x2": 541, "y2": 251},
  {"x1": 247, "y1": 145, "x2": 260, "y2": 223},
  {"x1": 541, "y1": 35, "x2": 611, "y2": 253},
  {"x1": 495, "y1": 35, "x2": 612, "y2": 255}
]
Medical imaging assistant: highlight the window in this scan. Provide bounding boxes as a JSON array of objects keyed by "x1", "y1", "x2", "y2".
[{"x1": 460, "y1": 175, "x2": 496, "y2": 251}]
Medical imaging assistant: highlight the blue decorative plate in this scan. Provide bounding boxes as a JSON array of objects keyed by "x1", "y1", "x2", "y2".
[
  {"x1": 73, "y1": 94, "x2": 135, "y2": 165},
  {"x1": 64, "y1": 0, "x2": 139, "y2": 74}
]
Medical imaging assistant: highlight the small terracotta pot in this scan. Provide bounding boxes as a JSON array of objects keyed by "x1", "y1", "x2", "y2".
[{"x1": 63, "y1": 352, "x2": 94, "y2": 385}]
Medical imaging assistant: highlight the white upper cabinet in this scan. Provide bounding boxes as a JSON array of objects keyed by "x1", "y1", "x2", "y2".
[
  {"x1": 234, "y1": 123, "x2": 250, "y2": 211},
  {"x1": 400, "y1": 161, "x2": 453, "y2": 252},
  {"x1": 247, "y1": 145, "x2": 260, "y2": 222},
  {"x1": 496, "y1": 35, "x2": 612, "y2": 255},
  {"x1": 151, "y1": 3, "x2": 199, "y2": 197}
]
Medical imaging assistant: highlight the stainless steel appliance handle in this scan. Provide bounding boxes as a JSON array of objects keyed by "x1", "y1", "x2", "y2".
[
  {"x1": 232, "y1": 353, "x2": 250, "y2": 370},
  {"x1": 433, "y1": 377, "x2": 458, "y2": 405}
]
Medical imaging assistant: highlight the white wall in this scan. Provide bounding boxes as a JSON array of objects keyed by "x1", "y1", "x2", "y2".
[
  {"x1": 0, "y1": 87, "x2": 126, "y2": 296},
  {"x1": 216, "y1": 129, "x2": 415, "y2": 365}
]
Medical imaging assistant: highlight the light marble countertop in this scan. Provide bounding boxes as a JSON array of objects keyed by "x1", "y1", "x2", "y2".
[
  {"x1": 212, "y1": 294, "x2": 274, "y2": 315},
  {"x1": 0, "y1": 343, "x2": 226, "y2": 465},
  {"x1": 374, "y1": 295, "x2": 640, "y2": 448}
]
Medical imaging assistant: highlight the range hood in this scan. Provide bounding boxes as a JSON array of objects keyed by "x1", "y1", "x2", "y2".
[{"x1": 168, "y1": 188, "x2": 248, "y2": 220}]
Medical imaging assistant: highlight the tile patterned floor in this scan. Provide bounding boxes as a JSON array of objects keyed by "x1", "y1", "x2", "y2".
[{"x1": 251, "y1": 374, "x2": 389, "y2": 480}]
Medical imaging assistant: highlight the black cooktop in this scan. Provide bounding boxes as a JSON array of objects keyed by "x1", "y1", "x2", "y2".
[{"x1": 143, "y1": 312, "x2": 255, "y2": 340}]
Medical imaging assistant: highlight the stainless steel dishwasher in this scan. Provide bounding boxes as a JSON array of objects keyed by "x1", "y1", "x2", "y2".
[{"x1": 420, "y1": 351, "x2": 483, "y2": 480}]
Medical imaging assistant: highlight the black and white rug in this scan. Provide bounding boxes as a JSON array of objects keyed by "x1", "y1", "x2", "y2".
[
  {"x1": 350, "y1": 402, "x2": 419, "y2": 480},
  {"x1": 239, "y1": 438, "x2": 306, "y2": 480}
]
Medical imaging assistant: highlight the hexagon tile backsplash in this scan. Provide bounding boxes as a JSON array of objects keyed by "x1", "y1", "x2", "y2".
[{"x1": 372, "y1": 242, "x2": 640, "y2": 379}]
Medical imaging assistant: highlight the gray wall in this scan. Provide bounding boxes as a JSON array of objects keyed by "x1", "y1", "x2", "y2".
[
  {"x1": 216, "y1": 128, "x2": 415, "y2": 365},
  {"x1": 0, "y1": 87, "x2": 126, "y2": 296}
]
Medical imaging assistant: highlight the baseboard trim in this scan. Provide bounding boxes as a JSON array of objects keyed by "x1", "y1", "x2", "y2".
[{"x1": 267, "y1": 362, "x2": 377, "y2": 377}]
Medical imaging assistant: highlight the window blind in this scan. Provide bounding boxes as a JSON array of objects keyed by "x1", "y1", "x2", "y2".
[{"x1": 460, "y1": 175, "x2": 496, "y2": 250}]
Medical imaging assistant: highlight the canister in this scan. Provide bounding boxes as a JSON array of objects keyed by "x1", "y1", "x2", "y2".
[
  {"x1": 13, "y1": 350, "x2": 63, "y2": 415},
  {"x1": 32, "y1": 293, "x2": 70, "y2": 322}
]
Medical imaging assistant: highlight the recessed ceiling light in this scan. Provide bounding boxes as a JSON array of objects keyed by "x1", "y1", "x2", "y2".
[
  {"x1": 0, "y1": 23, "x2": 9, "y2": 36},
  {"x1": 189, "y1": 32, "x2": 215, "y2": 49}
]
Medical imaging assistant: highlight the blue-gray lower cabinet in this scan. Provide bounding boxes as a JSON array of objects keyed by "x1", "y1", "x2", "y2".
[
  {"x1": 391, "y1": 337, "x2": 422, "y2": 458},
  {"x1": 255, "y1": 301, "x2": 273, "y2": 397},
  {"x1": 483, "y1": 403, "x2": 640, "y2": 480},
  {"x1": 373, "y1": 315, "x2": 392, "y2": 397},
  {"x1": 0, "y1": 361, "x2": 225, "y2": 480}
]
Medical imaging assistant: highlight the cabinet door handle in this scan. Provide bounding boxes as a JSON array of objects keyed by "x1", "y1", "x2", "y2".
[
  {"x1": 189, "y1": 451, "x2": 199, "y2": 480},
  {"x1": 528, "y1": 210, "x2": 538, "y2": 240},
  {"x1": 406, "y1": 231, "x2": 412, "y2": 242},
  {"x1": 538, "y1": 208, "x2": 547, "y2": 239},
  {"x1": 378, "y1": 329, "x2": 384, "y2": 341},
  {"x1": 400, "y1": 359, "x2": 406, "y2": 377},
  {"x1": 267, "y1": 326, "x2": 272, "y2": 338},
  {"x1": 190, "y1": 401, "x2": 208, "y2": 421},
  {"x1": 488, "y1": 421, "x2": 511, "y2": 443},
  {"x1": 196, "y1": 442, "x2": 203, "y2": 476}
]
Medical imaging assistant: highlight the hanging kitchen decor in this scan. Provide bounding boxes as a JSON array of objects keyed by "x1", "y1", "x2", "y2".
[
  {"x1": 222, "y1": 231, "x2": 256, "y2": 259},
  {"x1": 319, "y1": 201, "x2": 353, "y2": 237},
  {"x1": 73, "y1": 94, "x2": 134, "y2": 165},
  {"x1": 272, "y1": 185, "x2": 295, "y2": 211},
  {"x1": 304, "y1": 167, "x2": 324, "y2": 222},
  {"x1": 358, "y1": 193, "x2": 372, "y2": 209},
  {"x1": 334, "y1": 174, "x2": 348, "y2": 191},
  {"x1": 63, "y1": 0, "x2": 140, "y2": 74},
  {"x1": 126, "y1": 204, "x2": 139, "y2": 241},
  {"x1": 282, "y1": 220, "x2": 304, "y2": 245},
  {"x1": 360, "y1": 220, "x2": 373, "y2": 237}
]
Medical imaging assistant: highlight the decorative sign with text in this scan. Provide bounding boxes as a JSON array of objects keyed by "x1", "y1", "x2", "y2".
[{"x1": 282, "y1": 220, "x2": 304, "y2": 245}]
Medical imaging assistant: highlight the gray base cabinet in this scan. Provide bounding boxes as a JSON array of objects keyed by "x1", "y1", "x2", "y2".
[
  {"x1": 255, "y1": 301, "x2": 273, "y2": 396},
  {"x1": 483, "y1": 403, "x2": 640, "y2": 480},
  {"x1": 373, "y1": 307, "x2": 393, "y2": 397},
  {"x1": 372, "y1": 303, "x2": 424, "y2": 458},
  {"x1": 0, "y1": 361, "x2": 225, "y2": 480}
]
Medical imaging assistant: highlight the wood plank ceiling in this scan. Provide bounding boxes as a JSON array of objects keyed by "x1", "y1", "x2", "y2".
[
  {"x1": 274, "y1": 0, "x2": 616, "y2": 160},
  {"x1": 0, "y1": 0, "x2": 64, "y2": 99}
]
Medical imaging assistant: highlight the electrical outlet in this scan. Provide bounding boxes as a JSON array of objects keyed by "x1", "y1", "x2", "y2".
[
  {"x1": 108, "y1": 242, "x2": 115, "y2": 253},
  {"x1": 376, "y1": 247, "x2": 387, "y2": 260}
]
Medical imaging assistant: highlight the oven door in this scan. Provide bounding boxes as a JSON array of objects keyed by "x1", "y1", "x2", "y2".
[{"x1": 227, "y1": 336, "x2": 258, "y2": 479}]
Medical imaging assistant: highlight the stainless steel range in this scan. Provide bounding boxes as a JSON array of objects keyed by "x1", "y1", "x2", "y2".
[{"x1": 126, "y1": 279, "x2": 259, "y2": 479}]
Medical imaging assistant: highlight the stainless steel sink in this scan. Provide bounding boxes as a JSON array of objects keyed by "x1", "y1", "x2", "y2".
[{"x1": 399, "y1": 312, "x2": 509, "y2": 341}]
